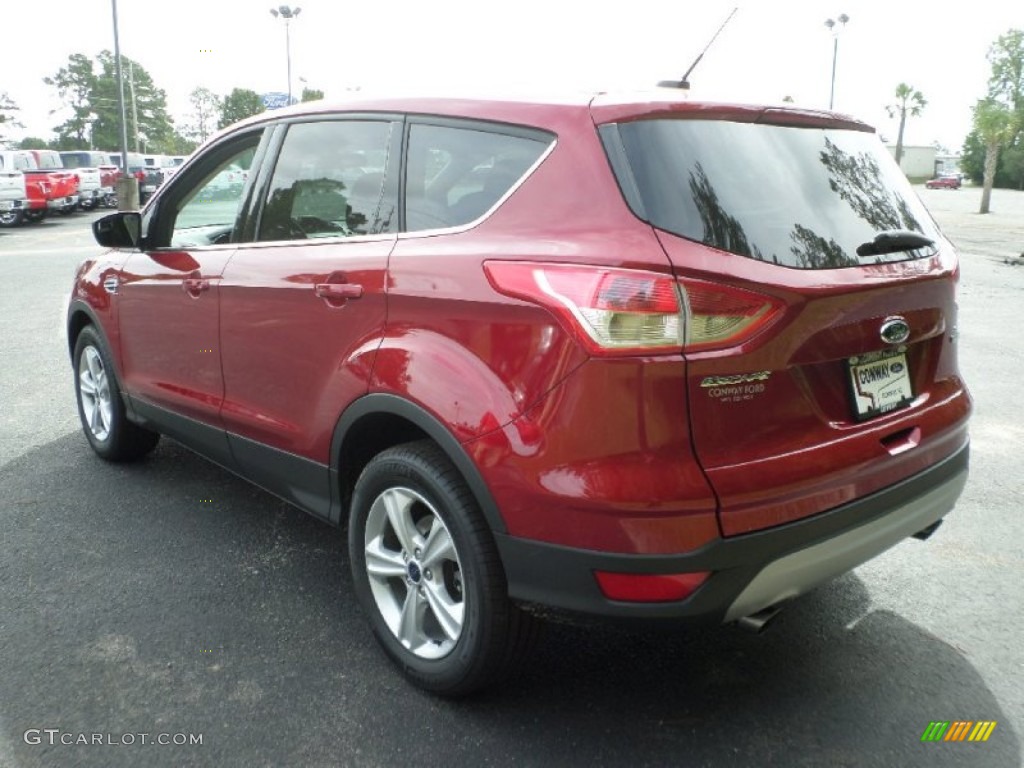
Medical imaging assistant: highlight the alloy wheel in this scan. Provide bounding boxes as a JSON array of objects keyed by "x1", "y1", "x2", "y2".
[
  {"x1": 363, "y1": 486, "x2": 465, "y2": 659},
  {"x1": 78, "y1": 346, "x2": 113, "y2": 441}
]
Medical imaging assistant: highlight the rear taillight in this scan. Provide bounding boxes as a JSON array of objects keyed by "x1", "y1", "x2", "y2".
[
  {"x1": 485, "y1": 262, "x2": 682, "y2": 355},
  {"x1": 677, "y1": 277, "x2": 784, "y2": 352},
  {"x1": 484, "y1": 261, "x2": 782, "y2": 356}
]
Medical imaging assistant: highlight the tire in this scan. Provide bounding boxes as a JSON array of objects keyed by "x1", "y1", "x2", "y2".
[
  {"x1": 349, "y1": 440, "x2": 538, "y2": 696},
  {"x1": 73, "y1": 325, "x2": 160, "y2": 462},
  {"x1": 0, "y1": 209, "x2": 23, "y2": 227},
  {"x1": 23, "y1": 209, "x2": 45, "y2": 223},
  {"x1": 58, "y1": 206, "x2": 76, "y2": 216}
]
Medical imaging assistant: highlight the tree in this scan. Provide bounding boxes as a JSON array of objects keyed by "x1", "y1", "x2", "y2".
[
  {"x1": 44, "y1": 53, "x2": 97, "y2": 149},
  {"x1": 301, "y1": 87, "x2": 324, "y2": 102},
  {"x1": 988, "y1": 29, "x2": 1024, "y2": 116},
  {"x1": 973, "y1": 98, "x2": 1018, "y2": 213},
  {"x1": 886, "y1": 83, "x2": 926, "y2": 167},
  {"x1": 960, "y1": 130, "x2": 985, "y2": 184},
  {"x1": 184, "y1": 87, "x2": 220, "y2": 145},
  {"x1": 0, "y1": 92, "x2": 21, "y2": 145},
  {"x1": 963, "y1": 29, "x2": 1024, "y2": 195},
  {"x1": 166, "y1": 132, "x2": 199, "y2": 155},
  {"x1": 219, "y1": 88, "x2": 265, "y2": 129},
  {"x1": 90, "y1": 51, "x2": 175, "y2": 152},
  {"x1": 18, "y1": 137, "x2": 50, "y2": 150}
]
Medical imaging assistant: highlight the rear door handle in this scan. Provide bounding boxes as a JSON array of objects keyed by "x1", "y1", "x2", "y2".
[{"x1": 315, "y1": 283, "x2": 363, "y2": 300}]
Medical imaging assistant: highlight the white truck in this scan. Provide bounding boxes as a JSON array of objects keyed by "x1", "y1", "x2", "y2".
[
  {"x1": 61, "y1": 151, "x2": 118, "y2": 209},
  {"x1": 0, "y1": 152, "x2": 29, "y2": 227}
]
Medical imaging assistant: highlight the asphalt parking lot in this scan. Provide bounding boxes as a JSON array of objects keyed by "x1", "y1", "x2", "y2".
[{"x1": 0, "y1": 188, "x2": 1022, "y2": 768}]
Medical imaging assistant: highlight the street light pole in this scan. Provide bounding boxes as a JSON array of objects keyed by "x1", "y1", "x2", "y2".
[
  {"x1": 825, "y1": 13, "x2": 849, "y2": 110},
  {"x1": 270, "y1": 6, "x2": 302, "y2": 105},
  {"x1": 110, "y1": 0, "x2": 130, "y2": 169}
]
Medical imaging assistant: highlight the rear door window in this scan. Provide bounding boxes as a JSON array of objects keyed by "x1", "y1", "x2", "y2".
[
  {"x1": 604, "y1": 119, "x2": 941, "y2": 268},
  {"x1": 403, "y1": 122, "x2": 552, "y2": 232},
  {"x1": 258, "y1": 120, "x2": 395, "y2": 241}
]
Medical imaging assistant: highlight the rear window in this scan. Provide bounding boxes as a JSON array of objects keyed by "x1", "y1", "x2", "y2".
[
  {"x1": 60, "y1": 152, "x2": 88, "y2": 168},
  {"x1": 35, "y1": 152, "x2": 64, "y2": 170},
  {"x1": 605, "y1": 119, "x2": 940, "y2": 269}
]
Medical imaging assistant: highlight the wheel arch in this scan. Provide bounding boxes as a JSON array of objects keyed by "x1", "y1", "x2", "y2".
[
  {"x1": 67, "y1": 301, "x2": 104, "y2": 361},
  {"x1": 331, "y1": 394, "x2": 507, "y2": 535}
]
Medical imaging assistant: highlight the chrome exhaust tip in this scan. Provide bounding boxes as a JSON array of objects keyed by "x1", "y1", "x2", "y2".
[{"x1": 736, "y1": 604, "x2": 783, "y2": 634}]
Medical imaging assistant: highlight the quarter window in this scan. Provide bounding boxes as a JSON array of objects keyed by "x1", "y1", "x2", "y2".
[
  {"x1": 404, "y1": 124, "x2": 550, "y2": 232},
  {"x1": 258, "y1": 121, "x2": 394, "y2": 242}
]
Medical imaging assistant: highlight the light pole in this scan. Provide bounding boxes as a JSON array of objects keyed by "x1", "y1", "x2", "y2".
[
  {"x1": 269, "y1": 5, "x2": 301, "y2": 106},
  {"x1": 824, "y1": 13, "x2": 849, "y2": 110},
  {"x1": 110, "y1": 0, "x2": 130, "y2": 168}
]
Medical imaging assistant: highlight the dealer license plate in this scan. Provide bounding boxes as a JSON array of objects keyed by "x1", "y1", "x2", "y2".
[{"x1": 847, "y1": 348, "x2": 913, "y2": 421}]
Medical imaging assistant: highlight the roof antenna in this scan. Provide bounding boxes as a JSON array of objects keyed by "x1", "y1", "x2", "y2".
[{"x1": 658, "y1": 7, "x2": 738, "y2": 90}]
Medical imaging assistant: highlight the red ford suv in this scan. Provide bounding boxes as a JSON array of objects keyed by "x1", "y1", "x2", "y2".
[{"x1": 69, "y1": 91, "x2": 971, "y2": 695}]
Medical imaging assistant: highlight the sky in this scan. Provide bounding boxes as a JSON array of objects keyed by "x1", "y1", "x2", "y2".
[{"x1": 1, "y1": 0, "x2": 1020, "y2": 152}]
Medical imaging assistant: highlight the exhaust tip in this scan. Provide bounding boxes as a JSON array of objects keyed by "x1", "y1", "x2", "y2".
[
  {"x1": 912, "y1": 519, "x2": 943, "y2": 541},
  {"x1": 736, "y1": 604, "x2": 783, "y2": 634}
]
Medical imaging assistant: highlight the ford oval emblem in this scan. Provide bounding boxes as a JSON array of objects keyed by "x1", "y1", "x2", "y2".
[{"x1": 880, "y1": 317, "x2": 911, "y2": 345}]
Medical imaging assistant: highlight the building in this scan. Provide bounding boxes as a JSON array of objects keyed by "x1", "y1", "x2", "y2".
[{"x1": 886, "y1": 144, "x2": 937, "y2": 179}]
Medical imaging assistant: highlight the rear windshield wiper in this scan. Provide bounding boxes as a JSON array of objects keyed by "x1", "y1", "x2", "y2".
[{"x1": 856, "y1": 229, "x2": 935, "y2": 258}]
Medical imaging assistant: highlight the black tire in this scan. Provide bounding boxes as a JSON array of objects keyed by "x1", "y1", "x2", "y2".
[
  {"x1": 0, "y1": 209, "x2": 23, "y2": 227},
  {"x1": 23, "y1": 209, "x2": 45, "y2": 223},
  {"x1": 349, "y1": 440, "x2": 538, "y2": 696},
  {"x1": 73, "y1": 325, "x2": 160, "y2": 462}
]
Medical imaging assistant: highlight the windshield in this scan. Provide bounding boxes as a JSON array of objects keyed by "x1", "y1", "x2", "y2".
[{"x1": 607, "y1": 118, "x2": 940, "y2": 269}]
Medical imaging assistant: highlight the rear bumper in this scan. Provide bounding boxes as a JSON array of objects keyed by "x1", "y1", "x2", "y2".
[
  {"x1": 46, "y1": 195, "x2": 79, "y2": 210},
  {"x1": 496, "y1": 443, "x2": 968, "y2": 621}
]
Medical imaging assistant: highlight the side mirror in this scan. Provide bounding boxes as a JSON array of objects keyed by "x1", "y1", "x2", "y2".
[{"x1": 93, "y1": 211, "x2": 142, "y2": 249}]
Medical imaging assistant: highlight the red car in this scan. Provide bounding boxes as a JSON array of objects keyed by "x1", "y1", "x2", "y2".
[
  {"x1": 926, "y1": 175, "x2": 961, "y2": 189},
  {"x1": 70, "y1": 92, "x2": 971, "y2": 695}
]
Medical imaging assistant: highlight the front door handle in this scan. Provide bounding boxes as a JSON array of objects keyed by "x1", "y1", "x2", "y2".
[
  {"x1": 314, "y1": 282, "x2": 363, "y2": 308},
  {"x1": 182, "y1": 277, "x2": 210, "y2": 297},
  {"x1": 315, "y1": 283, "x2": 363, "y2": 300}
]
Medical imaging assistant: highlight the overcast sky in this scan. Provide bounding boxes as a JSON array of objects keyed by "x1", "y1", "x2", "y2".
[{"x1": 2, "y1": 0, "x2": 1019, "y2": 151}]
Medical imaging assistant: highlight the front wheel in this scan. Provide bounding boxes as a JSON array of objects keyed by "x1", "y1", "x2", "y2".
[
  {"x1": 73, "y1": 326, "x2": 160, "y2": 461},
  {"x1": 23, "y1": 209, "x2": 45, "y2": 223},
  {"x1": 349, "y1": 441, "x2": 537, "y2": 696}
]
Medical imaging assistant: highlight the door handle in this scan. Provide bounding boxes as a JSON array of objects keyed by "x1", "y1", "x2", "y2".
[
  {"x1": 182, "y1": 277, "x2": 210, "y2": 297},
  {"x1": 315, "y1": 283, "x2": 363, "y2": 300}
]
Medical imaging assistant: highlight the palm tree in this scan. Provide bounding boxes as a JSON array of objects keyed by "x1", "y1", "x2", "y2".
[
  {"x1": 973, "y1": 98, "x2": 1019, "y2": 214},
  {"x1": 886, "y1": 83, "x2": 927, "y2": 168}
]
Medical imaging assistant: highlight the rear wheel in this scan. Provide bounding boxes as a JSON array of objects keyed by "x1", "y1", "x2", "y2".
[
  {"x1": 0, "y1": 210, "x2": 23, "y2": 227},
  {"x1": 73, "y1": 325, "x2": 160, "y2": 462},
  {"x1": 349, "y1": 440, "x2": 537, "y2": 696}
]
